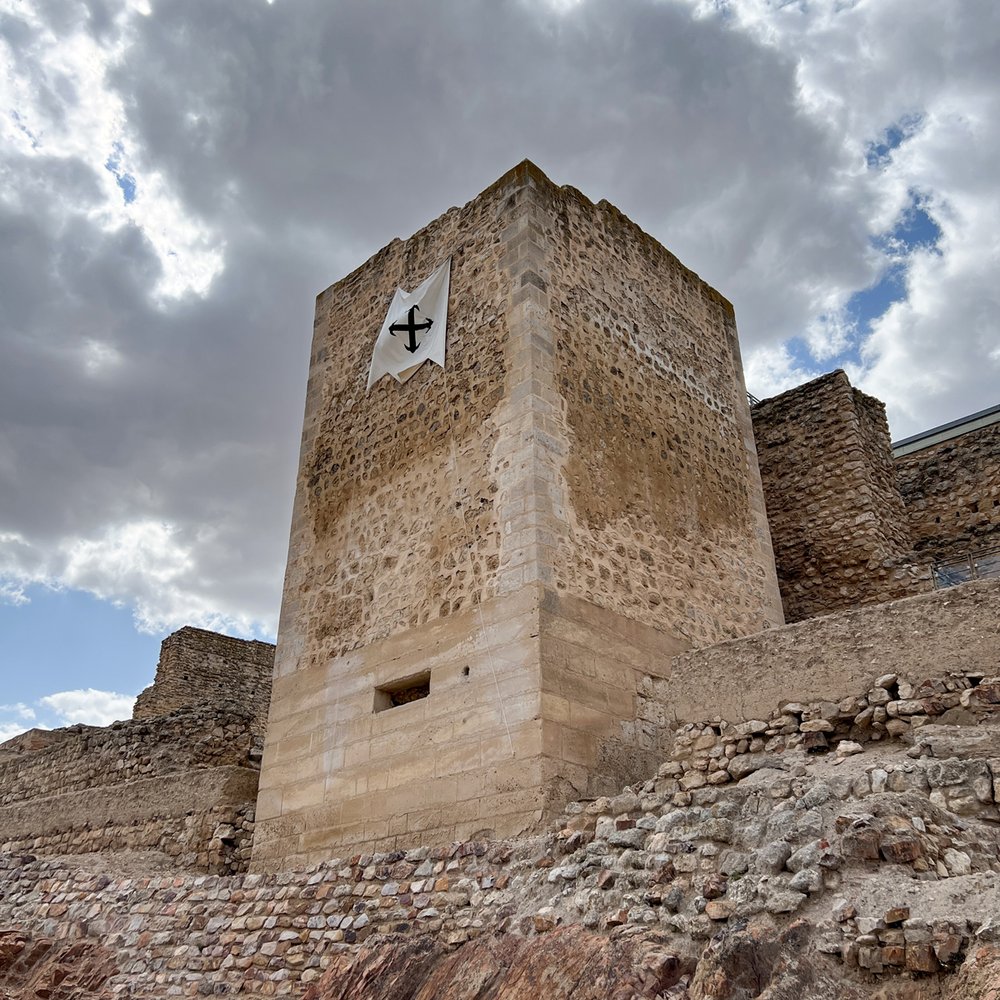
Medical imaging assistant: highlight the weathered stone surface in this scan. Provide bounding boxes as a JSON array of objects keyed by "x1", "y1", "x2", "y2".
[
  {"x1": 752, "y1": 370, "x2": 930, "y2": 623},
  {"x1": 0, "y1": 928, "x2": 118, "y2": 999},
  {"x1": 687, "y1": 919, "x2": 863, "y2": 1000},
  {"x1": 5, "y1": 597, "x2": 1000, "y2": 999},
  {"x1": 666, "y1": 580, "x2": 1000, "y2": 723},
  {"x1": 132, "y1": 626, "x2": 274, "y2": 726},
  {"x1": 0, "y1": 624, "x2": 270, "y2": 875},
  {"x1": 704, "y1": 899, "x2": 736, "y2": 921},
  {"x1": 800, "y1": 720, "x2": 835, "y2": 734},
  {"x1": 304, "y1": 928, "x2": 691, "y2": 1000},
  {"x1": 895, "y1": 416, "x2": 1000, "y2": 565}
]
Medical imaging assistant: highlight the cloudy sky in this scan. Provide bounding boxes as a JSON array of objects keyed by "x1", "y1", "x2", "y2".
[{"x1": 1, "y1": 0, "x2": 998, "y2": 740}]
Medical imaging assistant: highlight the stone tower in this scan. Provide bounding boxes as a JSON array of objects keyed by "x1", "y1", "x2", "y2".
[{"x1": 252, "y1": 161, "x2": 783, "y2": 869}]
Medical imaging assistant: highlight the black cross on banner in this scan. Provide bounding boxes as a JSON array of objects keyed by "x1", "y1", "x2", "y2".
[{"x1": 389, "y1": 305, "x2": 433, "y2": 354}]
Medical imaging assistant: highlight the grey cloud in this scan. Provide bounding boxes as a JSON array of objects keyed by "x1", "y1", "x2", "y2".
[
  {"x1": 111, "y1": 0, "x2": 834, "y2": 251},
  {"x1": 0, "y1": 12, "x2": 38, "y2": 50}
]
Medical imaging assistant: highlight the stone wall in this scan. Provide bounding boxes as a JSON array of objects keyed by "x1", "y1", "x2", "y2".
[
  {"x1": 5, "y1": 652, "x2": 1000, "y2": 997},
  {"x1": 0, "y1": 773, "x2": 257, "y2": 874},
  {"x1": 0, "y1": 706, "x2": 262, "y2": 872},
  {"x1": 0, "y1": 627, "x2": 273, "y2": 874},
  {"x1": 0, "y1": 707, "x2": 259, "y2": 807},
  {"x1": 895, "y1": 418, "x2": 1000, "y2": 566},
  {"x1": 542, "y1": 178, "x2": 782, "y2": 648},
  {"x1": 752, "y1": 370, "x2": 929, "y2": 621},
  {"x1": 665, "y1": 579, "x2": 999, "y2": 723},
  {"x1": 257, "y1": 159, "x2": 782, "y2": 867},
  {"x1": 132, "y1": 625, "x2": 275, "y2": 728}
]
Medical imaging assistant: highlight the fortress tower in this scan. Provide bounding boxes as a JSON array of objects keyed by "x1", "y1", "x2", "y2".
[{"x1": 252, "y1": 161, "x2": 783, "y2": 868}]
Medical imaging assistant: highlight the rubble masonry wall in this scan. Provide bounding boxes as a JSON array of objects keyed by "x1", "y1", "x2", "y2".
[
  {"x1": 666, "y1": 579, "x2": 999, "y2": 722},
  {"x1": 132, "y1": 626, "x2": 274, "y2": 728},
  {"x1": 895, "y1": 419, "x2": 1000, "y2": 565},
  {"x1": 752, "y1": 370, "x2": 930, "y2": 621},
  {"x1": 0, "y1": 707, "x2": 263, "y2": 873}
]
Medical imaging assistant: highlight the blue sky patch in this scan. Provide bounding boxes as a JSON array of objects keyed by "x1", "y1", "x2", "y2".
[
  {"x1": 866, "y1": 113, "x2": 924, "y2": 170},
  {"x1": 784, "y1": 335, "x2": 819, "y2": 371},
  {"x1": 878, "y1": 196, "x2": 942, "y2": 253},
  {"x1": 0, "y1": 585, "x2": 163, "y2": 710},
  {"x1": 104, "y1": 141, "x2": 137, "y2": 205},
  {"x1": 796, "y1": 187, "x2": 943, "y2": 375}
]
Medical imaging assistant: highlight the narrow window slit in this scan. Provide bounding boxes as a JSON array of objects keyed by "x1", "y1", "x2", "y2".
[{"x1": 374, "y1": 671, "x2": 430, "y2": 713}]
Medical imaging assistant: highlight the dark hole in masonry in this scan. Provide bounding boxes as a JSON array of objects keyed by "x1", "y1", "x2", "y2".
[{"x1": 374, "y1": 671, "x2": 431, "y2": 713}]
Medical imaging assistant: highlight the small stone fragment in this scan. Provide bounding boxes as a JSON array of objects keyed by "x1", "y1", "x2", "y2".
[
  {"x1": 756, "y1": 840, "x2": 792, "y2": 874},
  {"x1": 702, "y1": 873, "x2": 728, "y2": 899},
  {"x1": 789, "y1": 867, "x2": 823, "y2": 894},
  {"x1": 933, "y1": 932, "x2": 964, "y2": 965},
  {"x1": 766, "y1": 890, "x2": 807, "y2": 914},
  {"x1": 905, "y1": 943, "x2": 940, "y2": 973},
  {"x1": 705, "y1": 899, "x2": 736, "y2": 921},
  {"x1": 880, "y1": 834, "x2": 923, "y2": 864},
  {"x1": 799, "y1": 719, "x2": 834, "y2": 733},
  {"x1": 942, "y1": 848, "x2": 972, "y2": 876},
  {"x1": 882, "y1": 944, "x2": 906, "y2": 967},
  {"x1": 842, "y1": 826, "x2": 881, "y2": 861},
  {"x1": 800, "y1": 732, "x2": 829, "y2": 753}
]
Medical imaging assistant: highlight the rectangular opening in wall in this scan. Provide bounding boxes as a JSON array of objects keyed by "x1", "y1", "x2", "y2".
[{"x1": 373, "y1": 671, "x2": 431, "y2": 713}]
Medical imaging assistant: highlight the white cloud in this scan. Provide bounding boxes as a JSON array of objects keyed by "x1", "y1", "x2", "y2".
[
  {"x1": 0, "y1": 578, "x2": 29, "y2": 606},
  {"x1": 679, "y1": 0, "x2": 1000, "y2": 437},
  {"x1": 82, "y1": 339, "x2": 125, "y2": 376},
  {"x1": 0, "y1": 702, "x2": 36, "y2": 721},
  {"x1": 38, "y1": 688, "x2": 136, "y2": 727},
  {"x1": 1, "y1": 519, "x2": 272, "y2": 635},
  {"x1": 0, "y1": 703, "x2": 39, "y2": 745},
  {"x1": 744, "y1": 343, "x2": 817, "y2": 402}
]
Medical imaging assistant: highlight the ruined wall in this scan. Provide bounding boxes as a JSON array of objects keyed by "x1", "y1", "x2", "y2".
[
  {"x1": 132, "y1": 625, "x2": 274, "y2": 728},
  {"x1": 0, "y1": 627, "x2": 273, "y2": 874},
  {"x1": 0, "y1": 707, "x2": 261, "y2": 872},
  {"x1": 666, "y1": 579, "x2": 1000, "y2": 722},
  {"x1": 256, "y1": 160, "x2": 782, "y2": 868},
  {"x1": 0, "y1": 707, "x2": 259, "y2": 807},
  {"x1": 894, "y1": 418, "x2": 1000, "y2": 566},
  {"x1": 752, "y1": 370, "x2": 929, "y2": 621},
  {"x1": 0, "y1": 774, "x2": 257, "y2": 874}
]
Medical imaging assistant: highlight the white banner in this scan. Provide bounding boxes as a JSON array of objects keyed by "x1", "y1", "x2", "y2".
[{"x1": 366, "y1": 258, "x2": 451, "y2": 390}]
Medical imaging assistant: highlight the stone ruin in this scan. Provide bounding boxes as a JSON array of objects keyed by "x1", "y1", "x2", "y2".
[
  {"x1": 0, "y1": 626, "x2": 274, "y2": 874},
  {"x1": 1, "y1": 160, "x2": 999, "y2": 998}
]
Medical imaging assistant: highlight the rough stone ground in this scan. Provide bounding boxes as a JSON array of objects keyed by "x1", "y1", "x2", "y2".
[
  {"x1": 0, "y1": 928, "x2": 118, "y2": 999},
  {"x1": 740, "y1": 747, "x2": 1000, "y2": 929}
]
